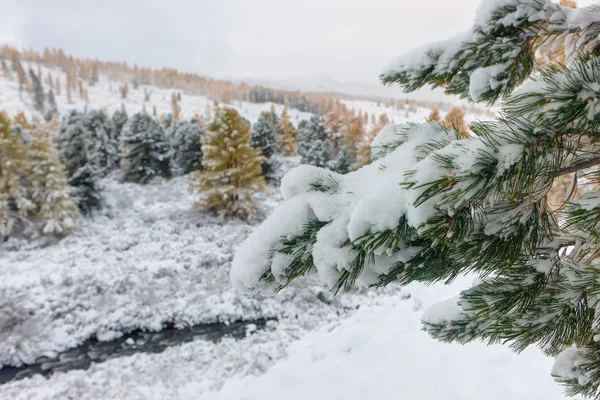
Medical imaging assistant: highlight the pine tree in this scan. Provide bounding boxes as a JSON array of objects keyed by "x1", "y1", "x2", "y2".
[
  {"x1": 170, "y1": 119, "x2": 204, "y2": 175},
  {"x1": 232, "y1": 2, "x2": 600, "y2": 396},
  {"x1": 121, "y1": 112, "x2": 171, "y2": 183},
  {"x1": 297, "y1": 116, "x2": 333, "y2": 168},
  {"x1": 189, "y1": 107, "x2": 266, "y2": 220},
  {"x1": 0, "y1": 111, "x2": 33, "y2": 239},
  {"x1": 278, "y1": 106, "x2": 297, "y2": 156},
  {"x1": 29, "y1": 68, "x2": 45, "y2": 113},
  {"x1": 25, "y1": 127, "x2": 79, "y2": 235}
]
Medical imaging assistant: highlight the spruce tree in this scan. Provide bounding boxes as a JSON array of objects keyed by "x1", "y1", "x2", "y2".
[
  {"x1": 29, "y1": 69, "x2": 45, "y2": 113},
  {"x1": 296, "y1": 116, "x2": 333, "y2": 169},
  {"x1": 189, "y1": 107, "x2": 266, "y2": 220},
  {"x1": 232, "y1": 1, "x2": 600, "y2": 396},
  {"x1": 170, "y1": 119, "x2": 204, "y2": 175},
  {"x1": 68, "y1": 165, "x2": 102, "y2": 215},
  {"x1": 121, "y1": 112, "x2": 171, "y2": 183},
  {"x1": 81, "y1": 110, "x2": 119, "y2": 175},
  {"x1": 251, "y1": 111, "x2": 280, "y2": 180}
]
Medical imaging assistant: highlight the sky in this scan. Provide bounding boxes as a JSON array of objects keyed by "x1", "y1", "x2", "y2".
[{"x1": 0, "y1": 0, "x2": 554, "y2": 97}]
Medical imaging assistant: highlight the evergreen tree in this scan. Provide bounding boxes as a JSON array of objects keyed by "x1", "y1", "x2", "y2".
[
  {"x1": 251, "y1": 111, "x2": 280, "y2": 180},
  {"x1": 81, "y1": 110, "x2": 119, "y2": 175},
  {"x1": 44, "y1": 89, "x2": 58, "y2": 122},
  {"x1": 0, "y1": 111, "x2": 33, "y2": 239},
  {"x1": 278, "y1": 106, "x2": 297, "y2": 156},
  {"x1": 67, "y1": 165, "x2": 102, "y2": 215},
  {"x1": 111, "y1": 109, "x2": 128, "y2": 144},
  {"x1": 121, "y1": 112, "x2": 171, "y2": 183},
  {"x1": 170, "y1": 119, "x2": 204, "y2": 175},
  {"x1": 189, "y1": 107, "x2": 266, "y2": 220},
  {"x1": 58, "y1": 111, "x2": 88, "y2": 178},
  {"x1": 297, "y1": 116, "x2": 333, "y2": 168},
  {"x1": 25, "y1": 128, "x2": 79, "y2": 235},
  {"x1": 232, "y1": 1, "x2": 600, "y2": 396},
  {"x1": 29, "y1": 68, "x2": 45, "y2": 113}
]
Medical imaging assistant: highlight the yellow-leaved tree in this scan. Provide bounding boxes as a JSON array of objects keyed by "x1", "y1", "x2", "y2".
[
  {"x1": 189, "y1": 107, "x2": 266, "y2": 220},
  {"x1": 278, "y1": 106, "x2": 297, "y2": 156},
  {"x1": 0, "y1": 111, "x2": 33, "y2": 239},
  {"x1": 25, "y1": 123, "x2": 80, "y2": 236}
]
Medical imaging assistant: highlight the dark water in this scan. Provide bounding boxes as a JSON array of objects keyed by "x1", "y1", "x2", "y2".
[{"x1": 0, "y1": 319, "x2": 271, "y2": 384}]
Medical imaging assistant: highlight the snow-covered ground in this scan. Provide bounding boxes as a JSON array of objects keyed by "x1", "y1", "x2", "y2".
[
  {"x1": 0, "y1": 65, "x2": 566, "y2": 399},
  {"x1": 0, "y1": 275, "x2": 577, "y2": 400}
]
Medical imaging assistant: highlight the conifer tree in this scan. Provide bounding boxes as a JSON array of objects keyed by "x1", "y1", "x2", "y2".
[
  {"x1": 189, "y1": 107, "x2": 266, "y2": 220},
  {"x1": 251, "y1": 111, "x2": 280, "y2": 180},
  {"x1": 45, "y1": 89, "x2": 58, "y2": 122},
  {"x1": 29, "y1": 69, "x2": 45, "y2": 113},
  {"x1": 170, "y1": 119, "x2": 204, "y2": 175},
  {"x1": 25, "y1": 127, "x2": 79, "y2": 235},
  {"x1": 171, "y1": 93, "x2": 181, "y2": 121},
  {"x1": 111, "y1": 109, "x2": 128, "y2": 145},
  {"x1": 0, "y1": 111, "x2": 33, "y2": 239},
  {"x1": 296, "y1": 116, "x2": 333, "y2": 168},
  {"x1": 68, "y1": 165, "x2": 102, "y2": 215},
  {"x1": 121, "y1": 112, "x2": 171, "y2": 183},
  {"x1": 232, "y1": 1, "x2": 600, "y2": 396},
  {"x1": 278, "y1": 106, "x2": 297, "y2": 156}
]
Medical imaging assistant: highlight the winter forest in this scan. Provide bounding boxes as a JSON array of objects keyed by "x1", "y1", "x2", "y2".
[{"x1": 3, "y1": 0, "x2": 600, "y2": 398}]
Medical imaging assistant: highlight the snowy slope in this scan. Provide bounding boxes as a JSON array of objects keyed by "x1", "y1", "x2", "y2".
[
  {"x1": 0, "y1": 173, "x2": 402, "y2": 368},
  {"x1": 0, "y1": 278, "x2": 578, "y2": 400},
  {"x1": 201, "y1": 280, "x2": 578, "y2": 400}
]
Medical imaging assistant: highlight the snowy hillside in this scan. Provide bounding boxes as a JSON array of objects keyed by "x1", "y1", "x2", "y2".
[{"x1": 0, "y1": 62, "x2": 479, "y2": 131}]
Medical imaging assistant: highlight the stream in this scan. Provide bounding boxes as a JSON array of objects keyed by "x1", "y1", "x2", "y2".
[{"x1": 0, "y1": 318, "x2": 271, "y2": 384}]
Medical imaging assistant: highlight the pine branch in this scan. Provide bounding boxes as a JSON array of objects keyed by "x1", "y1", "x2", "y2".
[{"x1": 555, "y1": 156, "x2": 600, "y2": 177}]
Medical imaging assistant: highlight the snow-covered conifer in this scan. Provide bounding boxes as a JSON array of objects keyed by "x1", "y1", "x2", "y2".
[
  {"x1": 278, "y1": 106, "x2": 297, "y2": 156},
  {"x1": 232, "y1": 1, "x2": 600, "y2": 395},
  {"x1": 29, "y1": 69, "x2": 45, "y2": 113},
  {"x1": 189, "y1": 107, "x2": 266, "y2": 220},
  {"x1": 121, "y1": 112, "x2": 171, "y2": 184},
  {"x1": 170, "y1": 119, "x2": 204, "y2": 175},
  {"x1": 297, "y1": 116, "x2": 333, "y2": 169},
  {"x1": 67, "y1": 165, "x2": 102, "y2": 215},
  {"x1": 0, "y1": 111, "x2": 33, "y2": 239},
  {"x1": 251, "y1": 111, "x2": 280, "y2": 180},
  {"x1": 25, "y1": 127, "x2": 79, "y2": 235}
]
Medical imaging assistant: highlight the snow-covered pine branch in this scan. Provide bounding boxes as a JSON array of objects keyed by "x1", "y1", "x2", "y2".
[{"x1": 232, "y1": 0, "x2": 600, "y2": 396}]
